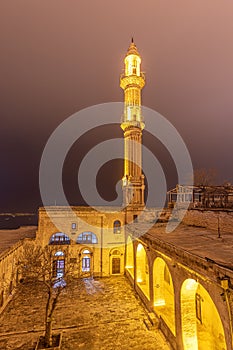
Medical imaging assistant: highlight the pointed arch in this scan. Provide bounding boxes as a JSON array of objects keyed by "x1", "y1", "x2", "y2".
[
  {"x1": 181, "y1": 279, "x2": 227, "y2": 350},
  {"x1": 153, "y1": 257, "x2": 175, "y2": 335},
  {"x1": 136, "y1": 243, "x2": 149, "y2": 299}
]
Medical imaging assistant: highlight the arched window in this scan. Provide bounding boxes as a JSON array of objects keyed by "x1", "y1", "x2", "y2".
[
  {"x1": 112, "y1": 249, "x2": 121, "y2": 255},
  {"x1": 77, "y1": 232, "x2": 98, "y2": 244},
  {"x1": 49, "y1": 233, "x2": 70, "y2": 245},
  {"x1": 113, "y1": 220, "x2": 121, "y2": 234},
  {"x1": 54, "y1": 251, "x2": 64, "y2": 257}
]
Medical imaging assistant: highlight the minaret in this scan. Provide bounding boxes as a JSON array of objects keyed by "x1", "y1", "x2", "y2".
[{"x1": 120, "y1": 39, "x2": 145, "y2": 210}]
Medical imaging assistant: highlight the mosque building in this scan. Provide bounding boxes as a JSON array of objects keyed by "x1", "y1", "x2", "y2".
[
  {"x1": 0, "y1": 40, "x2": 233, "y2": 350},
  {"x1": 36, "y1": 39, "x2": 146, "y2": 279}
]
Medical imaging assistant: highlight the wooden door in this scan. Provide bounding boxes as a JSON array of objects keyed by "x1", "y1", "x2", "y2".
[{"x1": 112, "y1": 257, "x2": 120, "y2": 274}]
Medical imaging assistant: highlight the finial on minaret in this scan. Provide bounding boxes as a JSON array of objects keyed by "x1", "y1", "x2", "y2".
[{"x1": 126, "y1": 38, "x2": 139, "y2": 56}]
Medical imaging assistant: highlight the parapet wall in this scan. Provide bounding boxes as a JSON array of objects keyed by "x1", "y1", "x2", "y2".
[{"x1": 180, "y1": 208, "x2": 233, "y2": 233}]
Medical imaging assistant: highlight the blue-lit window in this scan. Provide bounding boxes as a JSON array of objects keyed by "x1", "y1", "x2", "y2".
[
  {"x1": 77, "y1": 232, "x2": 98, "y2": 244},
  {"x1": 49, "y1": 233, "x2": 70, "y2": 245},
  {"x1": 113, "y1": 220, "x2": 121, "y2": 234},
  {"x1": 54, "y1": 251, "x2": 64, "y2": 257}
]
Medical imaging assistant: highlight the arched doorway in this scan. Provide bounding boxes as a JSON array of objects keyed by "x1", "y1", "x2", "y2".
[
  {"x1": 53, "y1": 251, "x2": 65, "y2": 279},
  {"x1": 80, "y1": 249, "x2": 92, "y2": 276},
  {"x1": 153, "y1": 257, "x2": 175, "y2": 335},
  {"x1": 136, "y1": 243, "x2": 149, "y2": 299},
  {"x1": 110, "y1": 249, "x2": 122, "y2": 275},
  {"x1": 125, "y1": 235, "x2": 134, "y2": 278},
  {"x1": 181, "y1": 279, "x2": 227, "y2": 350}
]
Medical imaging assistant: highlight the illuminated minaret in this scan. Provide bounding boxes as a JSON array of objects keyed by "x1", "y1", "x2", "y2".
[{"x1": 120, "y1": 39, "x2": 145, "y2": 209}]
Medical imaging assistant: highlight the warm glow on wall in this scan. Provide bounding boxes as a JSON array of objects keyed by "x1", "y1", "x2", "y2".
[
  {"x1": 126, "y1": 236, "x2": 134, "y2": 278},
  {"x1": 154, "y1": 298, "x2": 166, "y2": 307},
  {"x1": 124, "y1": 54, "x2": 141, "y2": 76},
  {"x1": 153, "y1": 257, "x2": 176, "y2": 335},
  {"x1": 136, "y1": 243, "x2": 150, "y2": 299},
  {"x1": 185, "y1": 278, "x2": 198, "y2": 291},
  {"x1": 137, "y1": 243, "x2": 144, "y2": 252},
  {"x1": 125, "y1": 265, "x2": 133, "y2": 269},
  {"x1": 137, "y1": 278, "x2": 143, "y2": 283},
  {"x1": 181, "y1": 279, "x2": 227, "y2": 350}
]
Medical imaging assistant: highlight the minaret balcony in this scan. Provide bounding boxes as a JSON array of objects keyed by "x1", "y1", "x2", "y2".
[
  {"x1": 121, "y1": 120, "x2": 145, "y2": 131},
  {"x1": 120, "y1": 73, "x2": 145, "y2": 90}
]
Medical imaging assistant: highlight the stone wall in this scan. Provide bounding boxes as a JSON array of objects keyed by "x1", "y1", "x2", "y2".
[
  {"x1": 0, "y1": 238, "x2": 32, "y2": 313},
  {"x1": 180, "y1": 208, "x2": 233, "y2": 233}
]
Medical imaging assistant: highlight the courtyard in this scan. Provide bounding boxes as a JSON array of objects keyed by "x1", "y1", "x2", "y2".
[{"x1": 0, "y1": 276, "x2": 170, "y2": 350}]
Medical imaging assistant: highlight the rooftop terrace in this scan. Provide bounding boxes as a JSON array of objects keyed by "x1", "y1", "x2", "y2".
[{"x1": 130, "y1": 221, "x2": 233, "y2": 270}]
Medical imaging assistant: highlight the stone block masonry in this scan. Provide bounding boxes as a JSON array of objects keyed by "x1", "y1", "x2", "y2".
[{"x1": 0, "y1": 276, "x2": 170, "y2": 350}]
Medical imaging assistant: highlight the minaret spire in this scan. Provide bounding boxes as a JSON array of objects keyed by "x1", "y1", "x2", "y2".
[{"x1": 120, "y1": 40, "x2": 145, "y2": 212}]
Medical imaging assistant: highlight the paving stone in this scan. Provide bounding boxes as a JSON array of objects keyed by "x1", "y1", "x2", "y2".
[{"x1": 0, "y1": 276, "x2": 171, "y2": 349}]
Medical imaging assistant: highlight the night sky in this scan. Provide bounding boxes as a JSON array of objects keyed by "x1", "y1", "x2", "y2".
[{"x1": 1, "y1": 1, "x2": 233, "y2": 212}]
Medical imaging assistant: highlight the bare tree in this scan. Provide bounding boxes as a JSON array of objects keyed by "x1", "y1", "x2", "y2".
[
  {"x1": 194, "y1": 168, "x2": 217, "y2": 187},
  {"x1": 17, "y1": 241, "x2": 71, "y2": 348},
  {"x1": 194, "y1": 168, "x2": 218, "y2": 207}
]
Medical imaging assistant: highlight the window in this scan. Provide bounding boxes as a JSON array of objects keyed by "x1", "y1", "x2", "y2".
[
  {"x1": 113, "y1": 220, "x2": 121, "y2": 234},
  {"x1": 54, "y1": 251, "x2": 64, "y2": 257},
  {"x1": 82, "y1": 256, "x2": 90, "y2": 271},
  {"x1": 77, "y1": 232, "x2": 98, "y2": 244},
  {"x1": 71, "y1": 223, "x2": 77, "y2": 230},
  {"x1": 83, "y1": 249, "x2": 90, "y2": 254},
  {"x1": 195, "y1": 293, "x2": 202, "y2": 323},
  {"x1": 112, "y1": 249, "x2": 121, "y2": 255},
  {"x1": 49, "y1": 233, "x2": 70, "y2": 245},
  {"x1": 133, "y1": 215, "x2": 138, "y2": 223},
  {"x1": 53, "y1": 258, "x2": 65, "y2": 278},
  {"x1": 82, "y1": 249, "x2": 91, "y2": 272}
]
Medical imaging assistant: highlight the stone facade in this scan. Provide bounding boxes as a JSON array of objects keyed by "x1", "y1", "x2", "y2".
[{"x1": 37, "y1": 206, "x2": 126, "y2": 278}]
